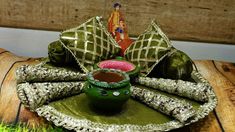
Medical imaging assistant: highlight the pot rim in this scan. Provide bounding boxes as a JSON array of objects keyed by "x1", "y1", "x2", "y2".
[
  {"x1": 95, "y1": 59, "x2": 140, "y2": 77},
  {"x1": 87, "y1": 68, "x2": 130, "y2": 89},
  {"x1": 97, "y1": 59, "x2": 136, "y2": 72}
]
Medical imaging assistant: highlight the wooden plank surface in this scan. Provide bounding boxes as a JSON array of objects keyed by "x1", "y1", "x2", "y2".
[
  {"x1": 213, "y1": 61, "x2": 235, "y2": 85},
  {"x1": 0, "y1": 52, "x2": 29, "y2": 123},
  {"x1": 0, "y1": 52, "x2": 28, "y2": 92},
  {"x1": 0, "y1": 59, "x2": 28, "y2": 122},
  {"x1": 0, "y1": 0, "x2": 235, "y2": 44},
  {"x1": 195, "y1": 60, "x2": 235, "y2": 132},
  {"x1": 0, "y1": 56, "x2": 46, "y2": 126}
]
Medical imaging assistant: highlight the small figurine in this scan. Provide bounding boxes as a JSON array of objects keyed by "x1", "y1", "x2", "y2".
[
  {"x1": 108, "y1": 3, "x2": 133, "y2": 56},
  {"x1": 108, "y1": 3, "x2": 123, "y2": 37}
]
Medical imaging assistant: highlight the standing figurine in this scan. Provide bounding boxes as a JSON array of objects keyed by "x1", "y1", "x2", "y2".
[
  {"x1": 108, "y1": 3, "x2": 133, "y2": 56},
  {"x1": 108, "y1": 3, "x2": 123, "y2": 37}
]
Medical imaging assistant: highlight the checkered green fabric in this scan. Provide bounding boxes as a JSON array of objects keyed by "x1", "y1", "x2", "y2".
[
  {"x1": 124, "y1": 20, "x2": 172, "y2": 76},
  {"x1": 60, "y1": 16, "x2": 121, "y2": 73}
]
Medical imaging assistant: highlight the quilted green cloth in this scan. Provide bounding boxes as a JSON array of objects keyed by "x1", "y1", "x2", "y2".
[
  {"x1": 60, "y1": 16, "x2": 121, "y2": 73},
  {"x1": 124, "y1": 21, "x2": 172, "y2": 76},
  {"x1": 49, "y1": 17, "x2": 173, "y2": 75},
  {"x1": 48, "y1": 16, "x2": 194, "y2": 79}
]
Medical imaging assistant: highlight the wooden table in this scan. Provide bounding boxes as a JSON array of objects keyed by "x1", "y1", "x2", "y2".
[{"x1": 0, "y1": 48, "x2": 234, "y2": 131}]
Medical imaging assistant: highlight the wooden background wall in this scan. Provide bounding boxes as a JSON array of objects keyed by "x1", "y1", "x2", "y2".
[{"x1": 0, "y1": 0, "x2": 234, "y2": 44}]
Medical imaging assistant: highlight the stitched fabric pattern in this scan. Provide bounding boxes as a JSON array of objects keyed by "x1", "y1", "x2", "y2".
[
  {"x1": 60, "y1": 16, "x2": 121, "y2": 73},
  {"x1": 125, "y1": 21, "x2": 172, "y2": 76}
]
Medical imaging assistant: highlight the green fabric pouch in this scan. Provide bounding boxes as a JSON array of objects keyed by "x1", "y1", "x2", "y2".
[
  {"x1": 59, "y1": 16, "x2": 121, "y2": 73},
  {"x1": 124, "y1": 21, "x2": 173, "y2": 76}
]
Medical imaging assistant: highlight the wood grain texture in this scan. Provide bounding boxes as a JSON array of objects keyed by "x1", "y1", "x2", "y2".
[
  {"x1": 195, "y1": 60, "x2": 235, "y2": 132},
  {"x1": 213, "y1": 61, "x2": 235, "y2": 85},
  {"x1": 0, "y1": 52, "x2": 45, "y2": 126},
  {"x1": 0, "y1": 52, "x2": 28, "y2": 91},
  {"x1": 0, "y1": 53, "x2": 29, "y2": 123},
  {"x1": 0, "y1": 60, "x2": 30, "y2": 123},
  {"x1": 0, "y1": 0, "x2": 234, "y2": 44}
]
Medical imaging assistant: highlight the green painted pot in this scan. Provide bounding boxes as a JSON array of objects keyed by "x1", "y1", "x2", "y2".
[{"x1": 84, "y1": 69, "x2": 131, "y2": 111}]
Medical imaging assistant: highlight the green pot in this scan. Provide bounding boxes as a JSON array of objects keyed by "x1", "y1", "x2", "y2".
[{"x1": 84, "y1": 69, "x2": 131, "y2": 111}]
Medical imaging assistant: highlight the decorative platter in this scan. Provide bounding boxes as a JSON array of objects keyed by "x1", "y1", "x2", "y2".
[{"x1": 17, "y1": 63, "x2": 217, "y2": 132}]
